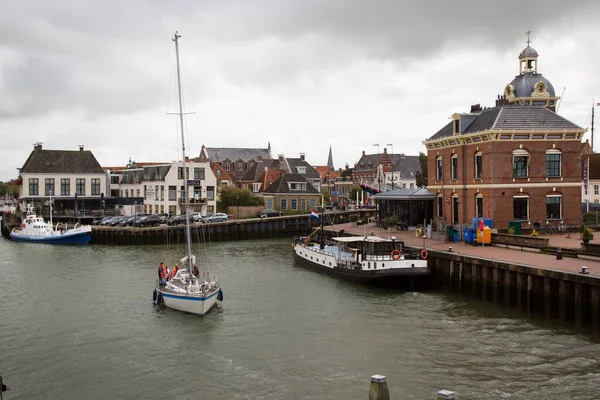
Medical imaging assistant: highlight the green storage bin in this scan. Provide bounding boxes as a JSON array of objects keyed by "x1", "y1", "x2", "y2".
[{"x1": 508, "y1": 221, "x2": 522, "y2": 235}]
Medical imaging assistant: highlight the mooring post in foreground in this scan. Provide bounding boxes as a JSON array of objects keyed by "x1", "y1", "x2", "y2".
[
  {"x1": 437, "y1": 389, "x2": 455, "y2": 399},
  {"x1": 368, "y1": 374, "x2": 389, "y2": 400}
]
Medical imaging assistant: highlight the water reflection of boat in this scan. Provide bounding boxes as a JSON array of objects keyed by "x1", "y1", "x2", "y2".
[
  {"x1": 10, "y1": 204, "x2": 91, "y2": 244},
  {"x1": 292, "y1": 232, "x2": 430, "y2": 285}
]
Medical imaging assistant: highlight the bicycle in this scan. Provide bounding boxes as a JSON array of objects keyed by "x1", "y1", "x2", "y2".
[{"x1": 557, "y1": 223, "x2": 567, "y2": 235}]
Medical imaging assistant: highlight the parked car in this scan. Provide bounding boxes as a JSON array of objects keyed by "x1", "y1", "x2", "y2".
[
  {"x1": 135, "y1": 214, "x2": 161, "y2": 227},
  {"x1": 189, "y1": 212, "x2": 202, "y2": 223},
  {"x1": 108, "y1": 216, "x2": 126, "y2": 226},
  {"x1": 93, "y1": 216, "x2": 112, "y2": 225},
  {"x1": 157, "y1": 213, "x2": 169, "y2": 222},
  {"x1": 202, "y1": 213, "x2": 229, "y2": 223},
  {"x1": 257, "y1": 209, "x2": 283, "y2": 218},
  {"x1": 118, "y1": 216, "x2": 136, "y2": 227},
  {"x1": 166, "y1": 214, "x2": 187, "y2": 226}
]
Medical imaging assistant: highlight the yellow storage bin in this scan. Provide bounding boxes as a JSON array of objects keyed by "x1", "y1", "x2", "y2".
[{"x1": 476, "y1": 226, "x2": 492, "y2": 244}]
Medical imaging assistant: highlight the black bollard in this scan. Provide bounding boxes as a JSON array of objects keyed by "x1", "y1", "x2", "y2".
[
  {"x1": 556, "y1": 248, "x2": 562, "y2": 260},
  {"x1": 0, "y1": 375, "x2": 9, "y2": 399}
]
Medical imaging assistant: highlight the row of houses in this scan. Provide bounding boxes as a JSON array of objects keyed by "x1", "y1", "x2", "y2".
[{"x1": 16, "y1": 141, "x2": 422, "y2": 216}]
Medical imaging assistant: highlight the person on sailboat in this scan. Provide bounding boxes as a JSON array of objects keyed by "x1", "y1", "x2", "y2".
[
  {"x1": 158, "y1": 263, "x2": 167, "y2": 286},
  {"x1": 193, "y1": 265, "x2": 199, "y2": 277},
  {"x1": 172, "y1": 263, "x2": 179, "y2": 278}
]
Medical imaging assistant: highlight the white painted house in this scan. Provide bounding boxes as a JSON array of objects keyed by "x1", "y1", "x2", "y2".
[
  {"x1": 18, "y1": 143, "x2": 106, "y2": 212},
  {"x1": 118, "y1": 160, "x2": 218, "y2": 216}
]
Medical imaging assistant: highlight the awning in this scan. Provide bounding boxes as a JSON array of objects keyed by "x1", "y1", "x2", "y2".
[{"x1": 372, "y1": 188, "x2": 435, "y2": 201}]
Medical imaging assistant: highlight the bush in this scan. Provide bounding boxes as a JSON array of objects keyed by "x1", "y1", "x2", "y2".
[
  {"x1": 383, "y1": 216, "x2": 401, "y2": 228},
  {"x1": 507, "y1": 227, "x2": 515, "y2": 235},
  {"x1": 582, "y1": 225, "x2": 594, "y2": 241}
]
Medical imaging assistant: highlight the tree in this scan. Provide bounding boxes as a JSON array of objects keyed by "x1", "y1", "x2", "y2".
[
  {"x1": 348, "y1": 185, "x2": 363, "y2": 204},
  {"x1": 0, "y1": 181, "x2": 19, "y2": 199},
  {"x1": 415, "y1": 152, "x2": 428, "y2": 188},
  {"x1": 320, "y1": 189, "x2": 331, "y2": 206},
  {"x1": 217, "y1": 186, "x2": 263, "y2": 212}
]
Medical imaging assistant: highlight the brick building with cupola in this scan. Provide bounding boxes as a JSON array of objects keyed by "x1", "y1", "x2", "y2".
[{"x1": 423, "y1": 34, "x2": 586, "y2": 231}]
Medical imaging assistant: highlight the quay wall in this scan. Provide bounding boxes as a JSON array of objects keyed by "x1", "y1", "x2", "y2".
[
  {"x1": 91, "y1": 211, "x2": 366, "y2": 245},
  {"x1": 421, "y1": 248, "x2": 600, "y2": 329}
]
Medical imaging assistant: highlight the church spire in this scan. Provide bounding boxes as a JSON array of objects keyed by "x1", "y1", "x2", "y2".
[{"x1": 327, "y1": 146, "x2": 334, "y2": 170}]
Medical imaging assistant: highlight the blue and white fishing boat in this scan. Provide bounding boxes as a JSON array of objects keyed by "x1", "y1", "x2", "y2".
[
  {"x1": 10, "y1": 204, "x2": 91, "y2": 244},
  {"x1": 153, "y1": 31, "x2": 223, "y2": 316}
]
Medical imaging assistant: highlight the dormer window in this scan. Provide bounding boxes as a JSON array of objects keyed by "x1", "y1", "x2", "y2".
[
  {"x1": 453, "y1": 118, "x2": 460, "y2": 134},
  {"x1": 289, "y1": 182, "x2": 306, "y2": 191},
  {"x1": 297, "y1": 166, "x2": 307, "y2": 174}
]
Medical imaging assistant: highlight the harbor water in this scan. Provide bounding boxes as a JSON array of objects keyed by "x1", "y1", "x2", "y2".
[{"x1": 1, "y1": 237, "x2": 600, "y2": 399}]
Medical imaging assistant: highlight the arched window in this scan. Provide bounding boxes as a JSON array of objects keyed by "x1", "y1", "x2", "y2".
[
  {"x1": 546, "y1": 194, "x2": 562, "y2": 219},
  {"x1": 436, "y1": 194, "x2": 443, "y2": 218},
  {"x1": 474, "y1": 151, "x2": 482, "y2": 179},
  {"x1": 452, "y1": 193, "x2": 459, "y2": 224},
  {"x1": 436, "y1": 156, "x2": 443, "y2": 180},
  {"x1": 451, "y1": 154, "x2": 458, "y2": 180},
  {"x1": 512, "y1": 149, "x2": 529, "y2": 178},
  {"x1": 546, "y1": 149, "x2": 562, "y2": 177},
  {"x1": 475, "y1": 193, "x2": 483, "y2": 218},
  {"x1": 513, "y1": 193, "x2": 529, "y2": 221}
]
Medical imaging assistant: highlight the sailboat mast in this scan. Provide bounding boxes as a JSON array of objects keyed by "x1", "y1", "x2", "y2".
[
  {"x1": 173, "y1": 31, "x2": 194, "y2": 273},
  {"x1": 592, "y1": 100, "x2": 595, "y2": 152}
]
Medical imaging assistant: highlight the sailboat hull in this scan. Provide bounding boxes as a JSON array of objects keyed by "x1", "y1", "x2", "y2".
[{"x1": 157, "y1": 286, "x2": 220, "y2": 316}]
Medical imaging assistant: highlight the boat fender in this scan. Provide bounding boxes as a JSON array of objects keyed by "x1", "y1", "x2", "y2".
[
  {"x1": 22, "y1": 223, "x2": 26, "y2": 229},
  {"x1": 217, "y1": 289, "x2": 224, "y2": 302},
  {"x1": 420, "y1": 249, "x2": 428, "y2": 260},
  {"x1": 156, "y1": 292, "x2": 163, "y2": 305},
  {"x1": 152, "y1": 289, "x2": 157, "y2": 303},
  {"x1": 391, "y1": 249, "x2": 402, "y2": 260}
]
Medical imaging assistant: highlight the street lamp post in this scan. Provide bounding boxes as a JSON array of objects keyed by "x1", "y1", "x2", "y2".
[
  {"x1": 134, "y1": 201, "x2": 137, "y2": 225},
  {"x1": 236, "y1": 195, "x2": 240, "y2": 219}
]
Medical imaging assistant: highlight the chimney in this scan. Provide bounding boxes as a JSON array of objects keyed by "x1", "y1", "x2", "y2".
[
  {"x1": 496, "y1": 95, "x2": 509, "y2": 107},
  {"x1": 278, "y1": 154, "x2": 284, "y2": 162},
  {"x1": 299, "y1": 153, "x2": 306, "y2": 161},
  {"x1": 362, "y1": 150, "x2": 365, "y2": 157},
  {"x1": 470, "y1": 104, "x2": 481, "y2": 113},
  {"x1": 400, "y1": 153, "x2": 405, "y2": 159},
  {"x1": 34, "y1": 142, "x2": 43, "y2": 151},
  {"x1": 383, "y1": 148, "x2": 387, "y2": 154},
  {"x1": 79, "y1": 145, "x2": 85, "y2": 151}
]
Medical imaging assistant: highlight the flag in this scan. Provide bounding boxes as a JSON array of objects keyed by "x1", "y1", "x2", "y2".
[{"x1": 311, "y1": 210, "x2": 320, "y2": 221}]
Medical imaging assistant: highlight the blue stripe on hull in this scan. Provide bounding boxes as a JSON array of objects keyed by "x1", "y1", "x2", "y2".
[
  {"x1": 160, "y1": 289, "x2": 220, "y2": 302},
  {"x1": 10, "y1": 232, "x2": 91, "y2": 244}
]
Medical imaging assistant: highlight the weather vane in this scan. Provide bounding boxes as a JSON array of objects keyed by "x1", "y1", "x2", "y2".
[{"x1": 526, "y1": 30, "x2": 532, "y2": 46}]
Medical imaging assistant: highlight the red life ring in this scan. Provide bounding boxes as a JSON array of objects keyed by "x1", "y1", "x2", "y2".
[
  {"x1": 420, "y1": 249, "x2": 428, "y2": 260},
  {"x1": 21, "y1": 223, "x2": 26, "y2": 229},
  {"x1": 391, "y1": 249, "x2": 402, "y2": 260}
]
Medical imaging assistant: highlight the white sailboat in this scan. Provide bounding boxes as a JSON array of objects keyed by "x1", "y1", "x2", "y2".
[{"x1": 153, "y1": 31, "x2": 223, "y2": 315}]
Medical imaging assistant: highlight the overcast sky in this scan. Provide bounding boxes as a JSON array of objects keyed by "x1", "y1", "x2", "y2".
[{"x1": 1, "y1": 0, "x2": 600, "y2": 181}]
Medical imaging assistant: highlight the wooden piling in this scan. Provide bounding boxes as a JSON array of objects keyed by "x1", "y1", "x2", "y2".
[{"x1": 368, "y1": 375, "x2": 389, "y2": 400}]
